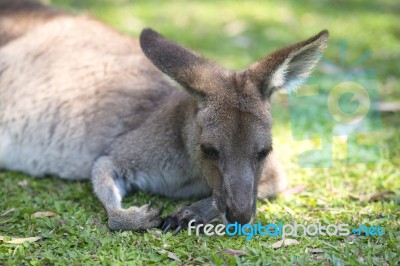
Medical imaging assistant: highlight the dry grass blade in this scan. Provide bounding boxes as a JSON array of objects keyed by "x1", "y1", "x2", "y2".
[
  {"x1": 31, "y1": 211, "x2": 56, "y2": 218},
  {"x1": 221, "y1": 249, "x2": 248, "y2": 256},
  {"x1": 283, "y1": 205, "x2": 296, "y2": 216},
  {"x1": 1, "y1": 208, "x2": 16, "y2": 216},
  {"x1": 0, "y1": 236, "x2": 42, "y2": 244},
  {"x1": 158, "y1": 249, "x2": 181, "y2": 262},
  {"x1": 147, "y1": 229, "x2": 161, "y2": 237}
]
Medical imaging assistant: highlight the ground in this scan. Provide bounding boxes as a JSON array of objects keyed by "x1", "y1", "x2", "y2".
[{"x1": 0, "y1": 0, "x2": 399, "y2": 265}]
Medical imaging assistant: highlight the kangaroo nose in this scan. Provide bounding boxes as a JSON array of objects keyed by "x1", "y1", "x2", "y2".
[{"x1": 225, "y1": 207, "x2": 252, "y2": 224}]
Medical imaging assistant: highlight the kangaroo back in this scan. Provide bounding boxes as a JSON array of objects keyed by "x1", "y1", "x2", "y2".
[
  {"x1": 0, "y1": 1, "x2": 172, "y2": 179},
  {"x1": 0, "y1": 0, "x2": 65, "y2": 47}
]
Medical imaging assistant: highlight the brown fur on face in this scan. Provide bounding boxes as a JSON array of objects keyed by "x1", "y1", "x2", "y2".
[
  {"x1": 190, "y1": 74, "x2": 273, "y2": 223},
  {"x1": 141, "y1": 28, "x2": 328, "y2": 223}
]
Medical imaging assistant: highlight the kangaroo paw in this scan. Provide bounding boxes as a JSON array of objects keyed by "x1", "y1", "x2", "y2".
[
  {"x1": 161, "y1": 206, "x2": 205, "y2": 235},
  {"x1": 108, "y1": 204, "x2": 163, "y2": 231}
]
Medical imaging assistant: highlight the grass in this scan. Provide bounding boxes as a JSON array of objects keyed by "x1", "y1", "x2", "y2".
[{"x1": 1, "y1": 0, "x2": 399, "y2": 265}]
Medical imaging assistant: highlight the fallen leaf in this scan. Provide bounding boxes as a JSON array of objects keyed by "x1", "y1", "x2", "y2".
[
  {"x1": 272, "y1": 238, "x2": 300, "y2": 249},
  {"x1": 281, "y1": 185, "x2": 307, "y2": 196},
  {"x1": 31, "y1": 211, "x2": 56, "y2": 218},
  {"x1": 18, "y1": 179, "x2": 28, "y2": 187},
  {"x1": 1, "y1": 236, "x2": 42, "y2": 244},
  {"x1": 158, "y1": 250, "x2": 181, "y2": 262},
  {"x1": 221, "y1": 249, "x2": 248, "y2": 256},
  {"x1": 1, "y1": 208, "x2": 16, "y2": 216}
]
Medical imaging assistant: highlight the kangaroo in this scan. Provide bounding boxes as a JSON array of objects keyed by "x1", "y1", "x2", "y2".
[{"x1": 0, "y1": 0, "x2": 328, "y2": 232}]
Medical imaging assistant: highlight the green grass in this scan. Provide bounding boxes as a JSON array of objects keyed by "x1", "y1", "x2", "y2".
[{"x1": 1, "y1": 0, "x2": 399, "y2": 265}]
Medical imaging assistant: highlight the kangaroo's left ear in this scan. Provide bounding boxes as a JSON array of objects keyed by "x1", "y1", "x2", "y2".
[
  {"x1": 248, "y1": 30, "x2": 329, "y2": 99},
  {"x1": 139, "y1": 28, "x2": 226, "y2": 100}
]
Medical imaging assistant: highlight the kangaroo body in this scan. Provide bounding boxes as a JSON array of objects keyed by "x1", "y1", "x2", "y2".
[
  {"x1": 0, "y1": 0, "x2": 328, "y2": 231},
  {"x1": 0, "y1": 11, "x2": 170, "y2": 180}
]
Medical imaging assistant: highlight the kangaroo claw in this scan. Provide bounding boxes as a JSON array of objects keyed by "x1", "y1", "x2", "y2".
[
  {"x1": 161, "y1": 216, "x2": 177, "y2": 233},
  {"x1": 172, "y1": 225, "x2": 182, "y2": 235}
]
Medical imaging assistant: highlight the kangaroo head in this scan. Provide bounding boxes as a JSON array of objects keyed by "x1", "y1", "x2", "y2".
[{"x1": 140, "y1": 28, "x2": 328, "y2": 224}]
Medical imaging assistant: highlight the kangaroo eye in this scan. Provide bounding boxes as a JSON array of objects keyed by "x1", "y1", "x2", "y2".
[
  {"x1": 257, "y1": 148, "x2": 271, "y2": 161},
  {"x1": 200, "y1": 144, "x2": 219, "y2": 160}
]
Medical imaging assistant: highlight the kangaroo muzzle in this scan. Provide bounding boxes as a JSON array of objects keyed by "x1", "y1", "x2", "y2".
[
  {"x1": 225, "y1": 202, "x2": 254, "y2": 224},
  {"x1": 222, "y1": 167, "x2": 255, "y2": 224}
]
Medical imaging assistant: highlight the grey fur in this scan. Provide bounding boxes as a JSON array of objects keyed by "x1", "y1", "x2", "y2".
[{"x1": 0, "y1": 0, "x2": 328, "y2": 231}]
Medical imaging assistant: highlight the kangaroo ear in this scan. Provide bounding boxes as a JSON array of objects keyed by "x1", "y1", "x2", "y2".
[
  {"x1": 140, "y1": 28, "x2": 222, "y2": 98},
  {"x1": 248, "y1": 30, "x2": 329, "y2": 99}
]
